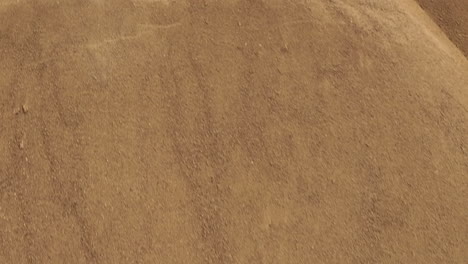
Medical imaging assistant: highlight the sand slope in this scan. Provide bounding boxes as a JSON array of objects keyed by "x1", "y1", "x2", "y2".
[
  {"x1": 1, "y1": 0, "x2": 467, "y2": 263},
  {"x1": 417, "y1": 0, "x2": 468, "y2": 57}
]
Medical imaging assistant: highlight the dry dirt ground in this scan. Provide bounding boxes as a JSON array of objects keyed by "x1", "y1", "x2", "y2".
[{"x1": 1, "y1": 0, "x2": 468, "y2": 263}]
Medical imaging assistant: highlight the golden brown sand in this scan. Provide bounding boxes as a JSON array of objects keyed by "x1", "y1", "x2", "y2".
[{"x1": 1, "y1": 0, "x2": 467, "y2": 263}]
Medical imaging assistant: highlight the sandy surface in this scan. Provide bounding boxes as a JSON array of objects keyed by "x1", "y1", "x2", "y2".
[
  {"x1": 417, "y1": 0, "x2": 468, "y2": 57},
  {"x1": 1, "y1": 0, "x2": 467, "y2": 263}
]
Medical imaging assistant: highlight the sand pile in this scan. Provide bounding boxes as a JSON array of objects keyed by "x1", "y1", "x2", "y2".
[{"x1": 1, "y1": 0, "x2": 467, "y2": 263}]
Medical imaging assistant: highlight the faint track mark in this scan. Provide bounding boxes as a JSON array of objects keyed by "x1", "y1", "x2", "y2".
[
  {"x1": 37, "y1": 58, "x2": 99, "y2": 263},
  {"x1": 87, "y1": 22, "x2": 182, "y2": 49},
  {"x1": 161, "y1": 29, "x2": 231, "y2": 262}
]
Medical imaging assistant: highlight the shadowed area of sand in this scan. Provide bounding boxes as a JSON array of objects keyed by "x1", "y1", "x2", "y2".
[{"x1": 417, "y1": 0, "x2": 468, "y2": 57}]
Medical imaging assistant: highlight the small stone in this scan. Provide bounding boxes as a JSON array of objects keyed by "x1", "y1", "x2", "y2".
[
  {"x1": 22, "y1": 104, "x2": 28, "y2": 113},
  {"x1": 19, "y1": 140, "x2": 24, "y2": 149}
]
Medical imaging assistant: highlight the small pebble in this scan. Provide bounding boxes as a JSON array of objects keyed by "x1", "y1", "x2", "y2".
[{"x1": 22, "y1": 104, "x2": 28, "y2": 113}]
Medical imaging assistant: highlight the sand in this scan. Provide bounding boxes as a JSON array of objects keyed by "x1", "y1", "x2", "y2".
[
  {"x1": 417, "y1": 0, "x2": 468, "y2": 57},
  {"x1": 1, "y1": 0, "x2": 467, "y2": 263}
]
